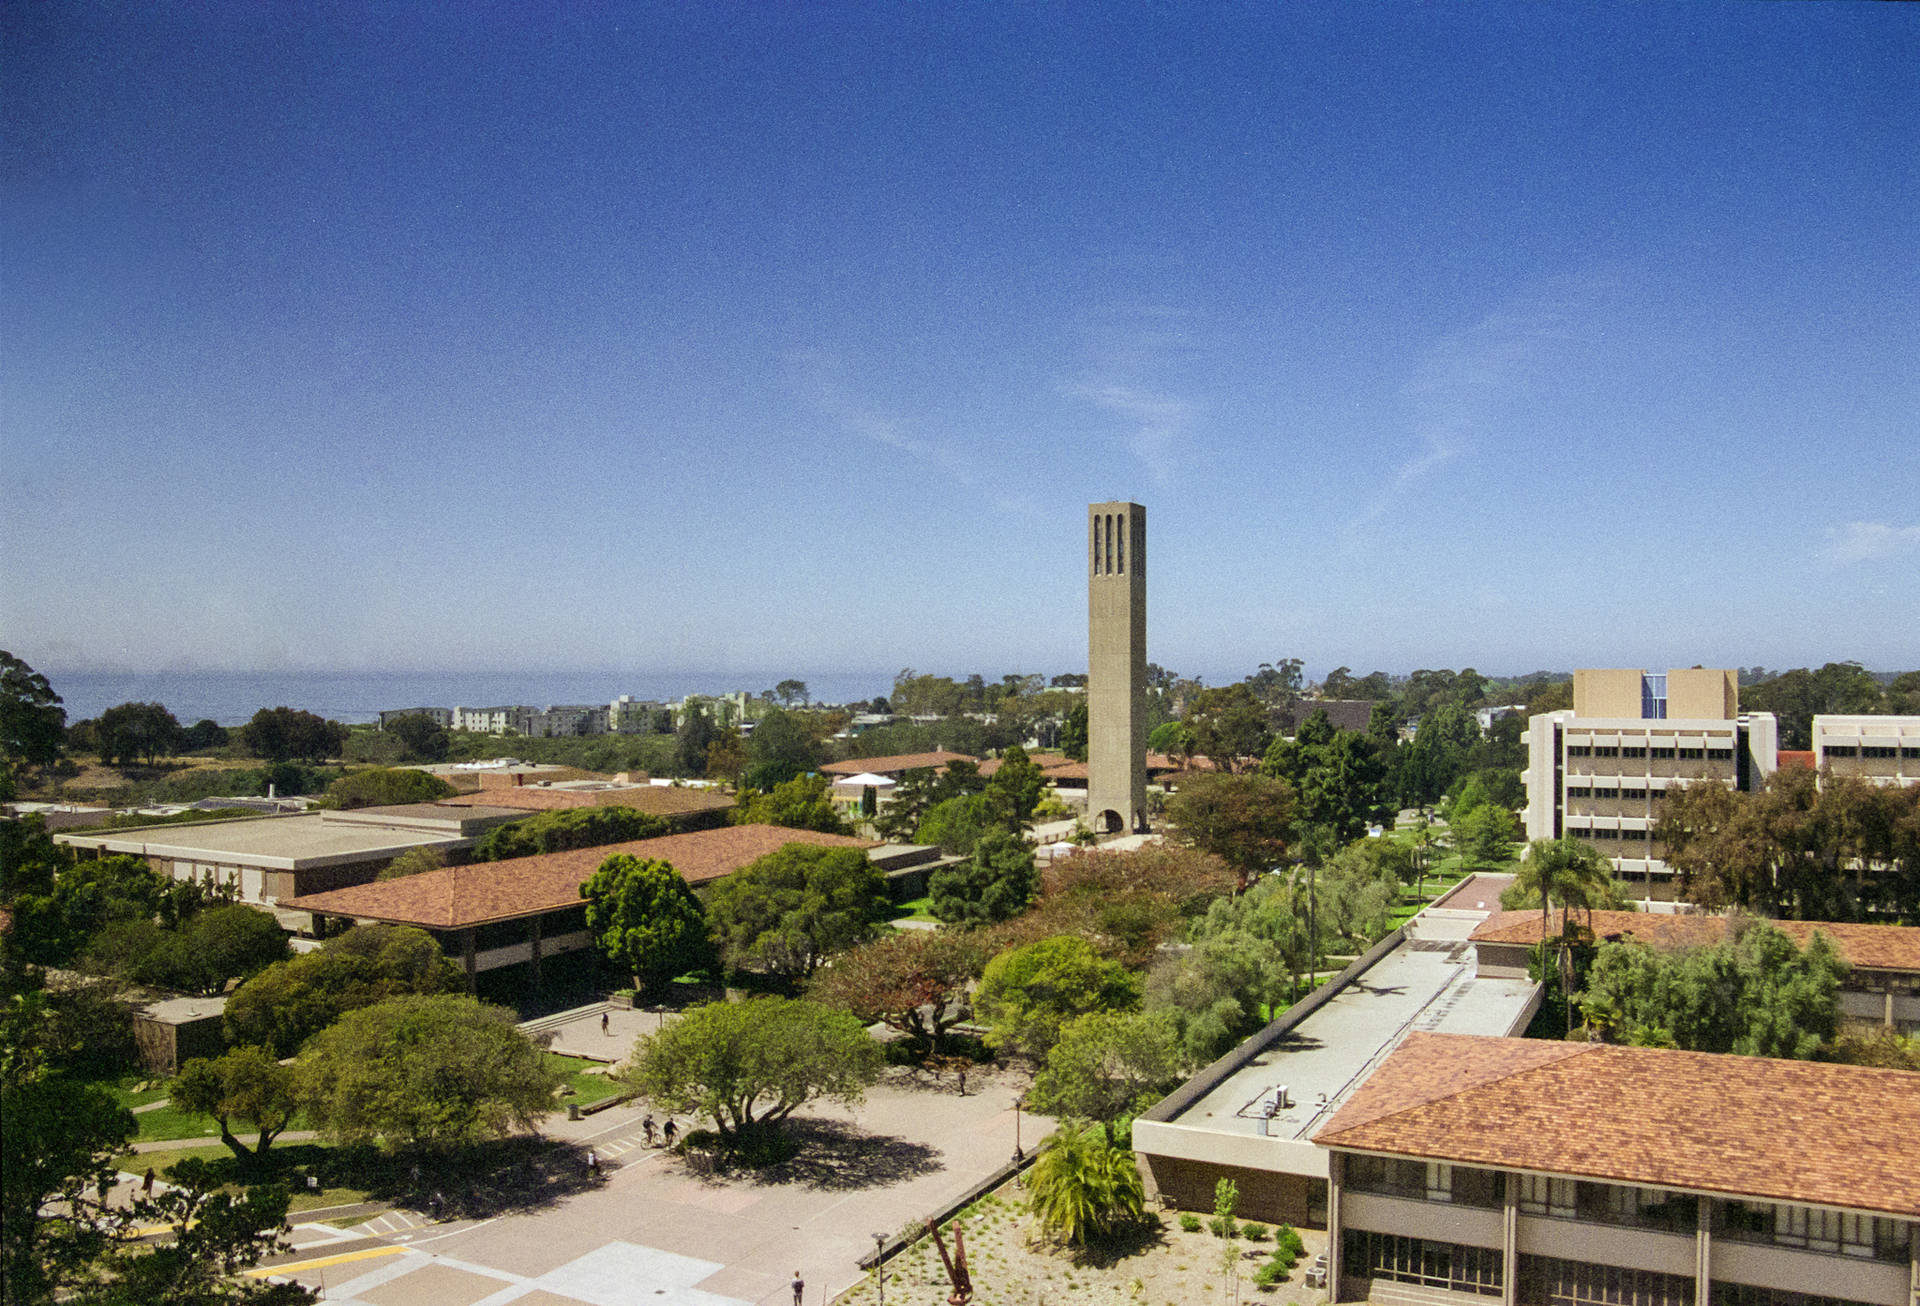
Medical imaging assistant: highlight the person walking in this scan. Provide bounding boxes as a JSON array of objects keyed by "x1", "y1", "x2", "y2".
[
  {"x1": 791, "y1": 1271, "x2": 805, "y2": 1305},
  {"x1": 586, "y1": 1149, "x2": 599, "y2": 1177},
  {"x1": 141, "y1": 1168, "x2": 155, "y2": 1196},
  {"x1": 601, "y1": 1011, "x2": 610, "y2": 1036},
  {"x1": 662, "y1": 1118, "x2": 677, "y2": 1147},
  {"x1": 643, "y1": 1115, "x2": 657, "y2": 1146}
]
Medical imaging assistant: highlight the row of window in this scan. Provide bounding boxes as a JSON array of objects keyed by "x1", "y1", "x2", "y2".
[
  {"x1": 1352, "y1": 1163, "x2": 1909, "y2": 1261},
  {"x1": 1566, "y1": 745, "x2": 1731, "y2": 761},
  {"x1": 1567, "y1": 786, "x2": 1665, "y2": 800},
  {"x1": 1823, "y1": 745, "x2": 1919, "y2": 759},
  {"x1": 1517, "y1": 1254, "x2": 1694, "y2": 1306},
  {"x1": 1343, "y1": 1231, "x2": 1502, "y2": 1295}
]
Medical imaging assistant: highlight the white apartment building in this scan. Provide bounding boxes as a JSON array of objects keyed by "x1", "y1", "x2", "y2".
[{"x1": 1813, "y1": 715, "x2": 1920, "y2": 788}]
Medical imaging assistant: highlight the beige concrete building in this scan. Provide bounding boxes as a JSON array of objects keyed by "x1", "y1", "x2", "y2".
[
  {"x1": 1814, "y1": 715, "x2": 1920, "y2": 787},
  {"x1": 1087, "y1": 501, "x2": 1147, "y2": 834},
  {"x1": 1524, "y1": 669, "x2": 1777, "y2": 898}
]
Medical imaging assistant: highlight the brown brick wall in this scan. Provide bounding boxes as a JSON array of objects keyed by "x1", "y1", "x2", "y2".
[{"x1": 1139, "y1": 1155, "x2": 1323, "y2": 1228}]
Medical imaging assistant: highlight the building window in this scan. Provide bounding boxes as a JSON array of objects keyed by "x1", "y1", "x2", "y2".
[
  {"x1": 1642, "y1": 674, "x2": 1668, "y2": 720},
  {"x1": 1591, "y1": 787, "x2": 1620, "y2": 799},
  {"x1": 1620, "y1": 746, "x2": 1647, "y2": 759},
  {"x1": 1345, "y1": 1232, "x2": 1502, "y2": 1296},
  {"x1": 1567, "y1": 746, "x2": 1592, "y2": 758},
  {"x1": 1650, "y1": 747, "x2": 1677, "y2": 760},
  {"x1": 1706, "y1": 747, "x2": 1733, "y2": 761},
  {"x1": 1824, "y1": 745, "x2": 1857, "y2": 758},
  {"x1": 1519, "y1": 1255, "x2": 1694, "y2": 1306},
  {"x1": 1860, "y1": 746, "x2": 1896, "y2": 759},
  {"x1": 1715, "y1": 1200, "x2": 1906, "y2": 1261},
  {"x1": 1901, "y1": 747, "x2": 1920, "y2": 760},
  {"x1": 1593, "y1": 746, "x2": 1619, "y2": 758},
  {"x1": 1714, "y1": 1284, "x2": 1887, "y2": 1306},
  {"x1": 1588, "y1": 1183, "x2": 1697, "y2": 1233},
  {"x1": 1678, "y1": 747, "x2": 1705, "y2": 760},
  {"x1": 1519, "y1": 1174, "x2": 1576, "y2": 1218}
]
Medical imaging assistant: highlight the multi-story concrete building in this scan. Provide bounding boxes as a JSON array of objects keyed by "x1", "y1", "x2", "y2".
[
  {"x1": 1087, "y1": 501, "x2": 1147, "y2": 834},
  {"x1": 1814, "y1": 715, "x2": 1920, "y2": 788},
  {"x1": 378, "y1": 706, "x2": 453, "y2": 729},
  {"x1": 1315, "y1": 1033, "x2": 1919, "y2": 1306},
  {"x1": 1523, "y1": 669, "x2": 1778, "y2": 898},
  {"x1": 451, "y1": 705, "x2": 522, "y2": 734}
]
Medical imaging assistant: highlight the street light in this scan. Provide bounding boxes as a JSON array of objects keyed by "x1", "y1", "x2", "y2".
[
  {"x1": 872, "y1": 1232, "x2": 886, "y2": 1305},
  {"x1": 1012, "y1": 1093, "x2": 1024, "y2": 1162}
]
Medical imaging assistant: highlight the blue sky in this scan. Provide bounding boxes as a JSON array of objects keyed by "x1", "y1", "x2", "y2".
[{"x1": 4, "y1": 3, "x2": 1915, "y2": 687}]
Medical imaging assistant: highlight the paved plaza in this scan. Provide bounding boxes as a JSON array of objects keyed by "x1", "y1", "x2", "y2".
[{"x1": 254, "y1": 1008, "x2": 1043, "y2": 1306}]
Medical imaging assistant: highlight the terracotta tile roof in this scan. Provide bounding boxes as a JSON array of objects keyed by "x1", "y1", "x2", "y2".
[
  {"x1": 1777, "y1": 749, "x2": 1817, "y2": 769},
  {"x1": 1315, "y1": 1033, "x2": 1920, "y2": 1217},
  {"x1": 821, "y1": 751, "x2": 977, "y2": 776},
  {"x1": 1470, "y1": 909, "x2": 1920, "y2": 973},
  {"x1": 977, "y1": 754, "x2": 1070, "y2": 777},
  {"x1": 437, "y1": 785, "x2": 731, "y2": 818},
  {"x1": 280, "y1": 824, "x2": 876, "y2": 930}
]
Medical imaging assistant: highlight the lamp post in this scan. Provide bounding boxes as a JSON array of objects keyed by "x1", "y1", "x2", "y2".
[
  {"x1": 872, "y1": 1232, "x2": 886, "y2": 1305},
  {"x1": 1012, "y1": 1094, "x2": 1024, "y2": 1162}
]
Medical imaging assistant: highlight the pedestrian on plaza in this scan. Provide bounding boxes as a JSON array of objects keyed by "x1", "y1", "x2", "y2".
[
  {"x1": 141, "y1": 1168, "x2": 155, "y2": 1196},
  {"x1": 643, "y1": 1115, "x2": 657, "y2": 1146},
  {"x1": 662, "y1": 1118, "x2": 677, "y2": 1147},
  {"x1": 586, "y1": 1149, "x2": 599, "y2": 1177},
  {"x1": 956, "y1": 1068, "x2": 967, "y2": 1096},
  {"x1": 601, "y1": 1011, "x2": 610, "y2": 1035},
  {"x1": 792, "y1": 1271, "x2": 804, "y2": 1305}
]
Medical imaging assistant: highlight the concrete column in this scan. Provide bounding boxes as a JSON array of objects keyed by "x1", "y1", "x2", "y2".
[
  {"x1": 461, "y1": 929, "x2": 477, "y2": 989},
  {"x1": 1502, "y1": 1178, "x2": 1518, "y2": 1306},
  {"x1": 1696, "y1": 1196, "x2": 1712, "y2": 1306},
  {"x1": 528, "y1": 915, "x2": 543, "y2": 992},
  {"x1": 1325, "y1": 1152, "x2": 1342, "y2": 1293}
]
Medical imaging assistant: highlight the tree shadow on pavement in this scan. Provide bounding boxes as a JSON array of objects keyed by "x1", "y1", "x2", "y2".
[
  {"x1": 1069, "y1": 1215, "x2": 1171, "y2": 1269},
  {"x1": 341, "y1": 1137, "x2": 606, "y2": 1220},
  {"x1": 736, "y1": 1119, "x2": 944, "y2": 1192}
]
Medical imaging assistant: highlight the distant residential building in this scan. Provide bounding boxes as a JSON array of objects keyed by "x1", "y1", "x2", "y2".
[
  {"x1": 378, "y1": 707, "x2": 453, "y2": 729},
  {"x1": 1523, "y1": 669, "x2": 1778, "y2": 898},
  {"x1": 451, "y1": 705, "x2": 521, "y2": 734},
  {"x1": 520, "y1": 704, "x2": 609, "y2": 738},
  {"x1": 1814, "y1": 715, "x2": 1920, "y2": 788},
  {"x1": 608, "y1": 694, "x2": 668, "y2": 734},
  {"x1": 1314, "y1": 1032, "x2": 1920, "y2": 1305}
]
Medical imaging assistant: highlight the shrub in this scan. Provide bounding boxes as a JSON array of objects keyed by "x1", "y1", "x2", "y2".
[
  {"x1": 1241, "y1": 1222, "x2": 1269, "y2": 1242},
  {"x1": 1275, "y1": 1224, "x2": 1305, "y2": 1259},
  {"x1": 1178, "y1": 1213, "x2": 1202, "y2": 1233}
]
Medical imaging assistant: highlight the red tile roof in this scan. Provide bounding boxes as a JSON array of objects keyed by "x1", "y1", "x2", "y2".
[
  {"x1": 1315, "y1": 1033, "x2": 1920, "y2": 1217},
  {"x1": 1776, "y1": 750, "x2": 1816, "y2": 769},
  {"x1": 437, "y1": 785, "x2": 731, "y2": 818},
  {"x1": 280, "y1": 824, "x2": 875, "y2": 930},
  {"x1": 1470, "y1": 909, "x2": 1920, "y2": 973},
  {"x1": 977, "y1": 754, "x2": 1070, "y2": 777},
  {"x1": 821, "y1": 751, "x2": 977, "y2": 776}
]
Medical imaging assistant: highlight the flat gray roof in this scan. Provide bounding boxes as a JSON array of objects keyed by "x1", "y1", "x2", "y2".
[
  {"x1": 1157, "y1": 909, "x2": 1538, "y2": 1145},
  {"x1": 57, "y1": 814, "x2": 464, "y2": 869}
]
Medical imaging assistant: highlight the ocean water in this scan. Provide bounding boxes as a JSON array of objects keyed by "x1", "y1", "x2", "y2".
[{"x1": 44, "y1": 670, "x2": 894, "y2": 727}]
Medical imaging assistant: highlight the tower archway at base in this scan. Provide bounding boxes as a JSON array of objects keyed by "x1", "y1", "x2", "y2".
[{"x1": 1095, "y1": 809, "x2": 1126, "y2": 835}]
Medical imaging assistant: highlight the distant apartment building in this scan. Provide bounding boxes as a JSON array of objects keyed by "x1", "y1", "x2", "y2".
[
  {"x1": 1315, "y1": 1033, "x2": 1919, "y2": 1306},
  {"x1": 1814, "y1": 715, "x2": 1920, "y2": 788},
  {"x1": 378, "y1": 706, "x2": 453, "y2": 729},
  {"x1": 1523, "y1": 669, "x2": 1778, "y2": 897},
  {"x1": 451, "y1": 705, "x2": 522, "y2": 734}
]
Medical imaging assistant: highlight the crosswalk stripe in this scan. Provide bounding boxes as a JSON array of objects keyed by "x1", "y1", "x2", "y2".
[{"x1": 244, "y1": 1245, "x2": 405, "y2": 1277}]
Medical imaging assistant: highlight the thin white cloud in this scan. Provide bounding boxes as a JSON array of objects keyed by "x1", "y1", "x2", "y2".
[
  {"x1": 1821, "y1": 520, "x2": 1920, "y2": 564},
  {"x1": 780, "y1": 347, "x2": 976, "y2": 484},
  {"x1": 1349, "y1": 280, "x2": 1599, "y2": 531},
  {"x1": 1062, "y1": 381, "x2": 1198, "y2": 488}
]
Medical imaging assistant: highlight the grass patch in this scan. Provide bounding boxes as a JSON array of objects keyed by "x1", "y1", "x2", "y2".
[
  {"x1": 134, "y1": 1103, "x2": 222, "y2": 1142},
  {"x1": 887, "y1": 895, "x2": 938, "y2": 923},
  {"x1": 100, "y1": 1071, "x2": 174, "y2": 1112},
  {"x1": 544, "y1": 1052, "x2": 625, "y2": 1108}
]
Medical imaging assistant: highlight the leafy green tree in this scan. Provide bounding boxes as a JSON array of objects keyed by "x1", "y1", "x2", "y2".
[
  {"x1": 1740, "y1": 662, "x2": 1887, "y2": 750},
  {"x1": 1450, "y1": 802, "x2": 1518, "y2": 869},
  {"x1": 1511, "y1": 836, "x2": 1624, "y2": 1027},
  {"x1": 773, "y1": 679, "x2": 810, "y2": 707},
  {"x1": 130, "y1": 905, "x2": 290, "y2": 996},
  {"x1": 1261, "y1": 714, "x2": 1391, "y2": 843},
  {"x1": 1579, "y1": 919, "x2": 1848, "y2": 1058},
  {"x1": 674, "y1": 703, "x2": 718, "y2": 777},
  {"x1": 975, "y1": 936, "x2": 1140, "y2": 1061},
  {"x1": 872, "y1": 766, "x2": 940, "y2": 841},
  {"x1": 1027, "y1": 1010, "x2": 1184, "y2": 1128},
  {"x1": 324, "y1": 767, "x2": 456, "y2": 809},
  {"x1": 180, "y1": 718, "x2": 230, "y2": 752},
  {"x1": 298, "y1": 995, "x2": 560, "y2": 1149},
  {"x1": 621, "y1": 997, "x2": 882, "y2": 1144},
  {"x1": 916, "y1": 792, "x2": 1002, "y2": 857},
  {"x1": 224, "y1": 924, "x2": 465, "y2": 1057},
  {"x1": 730, "y1": 774, "x2": 850, "y2": 834},
  {"x1": 76, "y1": 1158, "x2": 313, "y2": 1306},
  {"x1": 378, "y1": 846, "x2": 446, "y2": 881},
  {"x1": 5, "y1": 852, "x2": 164, "y2": 966},
  {"x1": 580, "y1": 854, "x2": 716, "y2": 992},
  {"x1": 984, "y1": 744, "x2": 1047, "y2": 827},
  {"x1": 93, "y1": 701, "x2": 187, "y2": 766},
  {"x1": 1058, "y1": 700, "x2": 1089, "y2": 762},
  {"x1": 240, "y1": 708, "x2": 348, "y2": 764},
  {"x1": 1181, "y1": 684, "x2": 1271, "y2": 771},
  {"x1": 1162, "y1": 772, "x2": 1297, "y2": 888},
  {"x1": 1312, "y1": 844, "x2": 1400, "y2": 950},
  {"x1": 1025, "y1": 1120, "x2": 1145, "y2": 1245},
  {"x1": 1, "y1": 651, "x2": 67, "y2": 799},
  {"x1": 1396, "y1": 701, "x2": 1481, "y2": 811},
  {"x1": 804, "y1": 929, "x2": 989, "y2": 1053},
  {"x1": 384, "y1": 712, "x2": 450, "y2": 762},
  {"x1": 741, "y1": 708, "x2": 823, "y2": 791},
  {"x1": 171, "y1": 1046, "x2": 299, "y2": 1163},
  {"x1": 476, "y1": 806, "x2": 668, "y2": 860},
  {"x1": 1147, "y1": 918, "x2": 1291, "y2": 1061},
  {"x1": 928, "y1": 829, "x2": 1038, "y2": 926},
  {"x1": 704, "y1": 844, "x2": 887, "y2": 980}
]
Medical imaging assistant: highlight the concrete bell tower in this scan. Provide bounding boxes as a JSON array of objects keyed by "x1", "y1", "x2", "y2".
[{"x1": 1087, "y1": 501, "x2": 1147, "y2": 833}]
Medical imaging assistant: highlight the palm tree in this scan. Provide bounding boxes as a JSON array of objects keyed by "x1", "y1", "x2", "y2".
[
  {"x1": 1513, "y1": 838, "x2": 1617, "y2": 1031},
  {"x1": 1025, "y1": 1120, "x2": 1145, "y2": 1245}
]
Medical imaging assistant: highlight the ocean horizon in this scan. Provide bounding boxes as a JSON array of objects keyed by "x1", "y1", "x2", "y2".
[{"x1": 41, "y1": 670, "x2": 897, "y2": 728}]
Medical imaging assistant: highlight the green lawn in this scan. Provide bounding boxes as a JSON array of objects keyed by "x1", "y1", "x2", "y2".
[
  {"x1": 887, "y1": 895, "x2": 939, "y2": 923},
  {"x1": 102, "y1": 1071, "x2": 174, "y2": 1112},
  {"x1": 545, "y1": 1053, "x2": 625, "y2": 1108}
]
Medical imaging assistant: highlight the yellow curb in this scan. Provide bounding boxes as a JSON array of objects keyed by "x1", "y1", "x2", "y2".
[{"x1": 244, "y1": 1245, "x2": 405, "y2": 1277}]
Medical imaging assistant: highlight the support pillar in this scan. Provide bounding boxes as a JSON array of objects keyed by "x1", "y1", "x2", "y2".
[
  {"x1": 1696, "y1": 1196, "x2": 1712, "y2": 1306},
  {"x1": 460, "y1": 928, "x2": 477, "y2": 991},
  {"x1": 1502, "y1": 1179, "x2": 1518, "y2": 1306},
  {"x1": 1325, "y1": 1152, "x2": 1342, "y2": 1295},
  {"x1": 529, "y1": 914, "x2": 543, "y2": 993}
]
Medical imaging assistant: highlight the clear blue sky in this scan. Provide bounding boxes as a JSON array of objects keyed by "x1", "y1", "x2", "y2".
[{"x1": 4, "y1": 3, "x2": 1915, "y2": 687}]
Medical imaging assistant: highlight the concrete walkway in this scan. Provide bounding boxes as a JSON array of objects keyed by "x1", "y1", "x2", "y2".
[{"x1": 258, "y1": 1063, "x2": 1051, "y2": 1306}]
